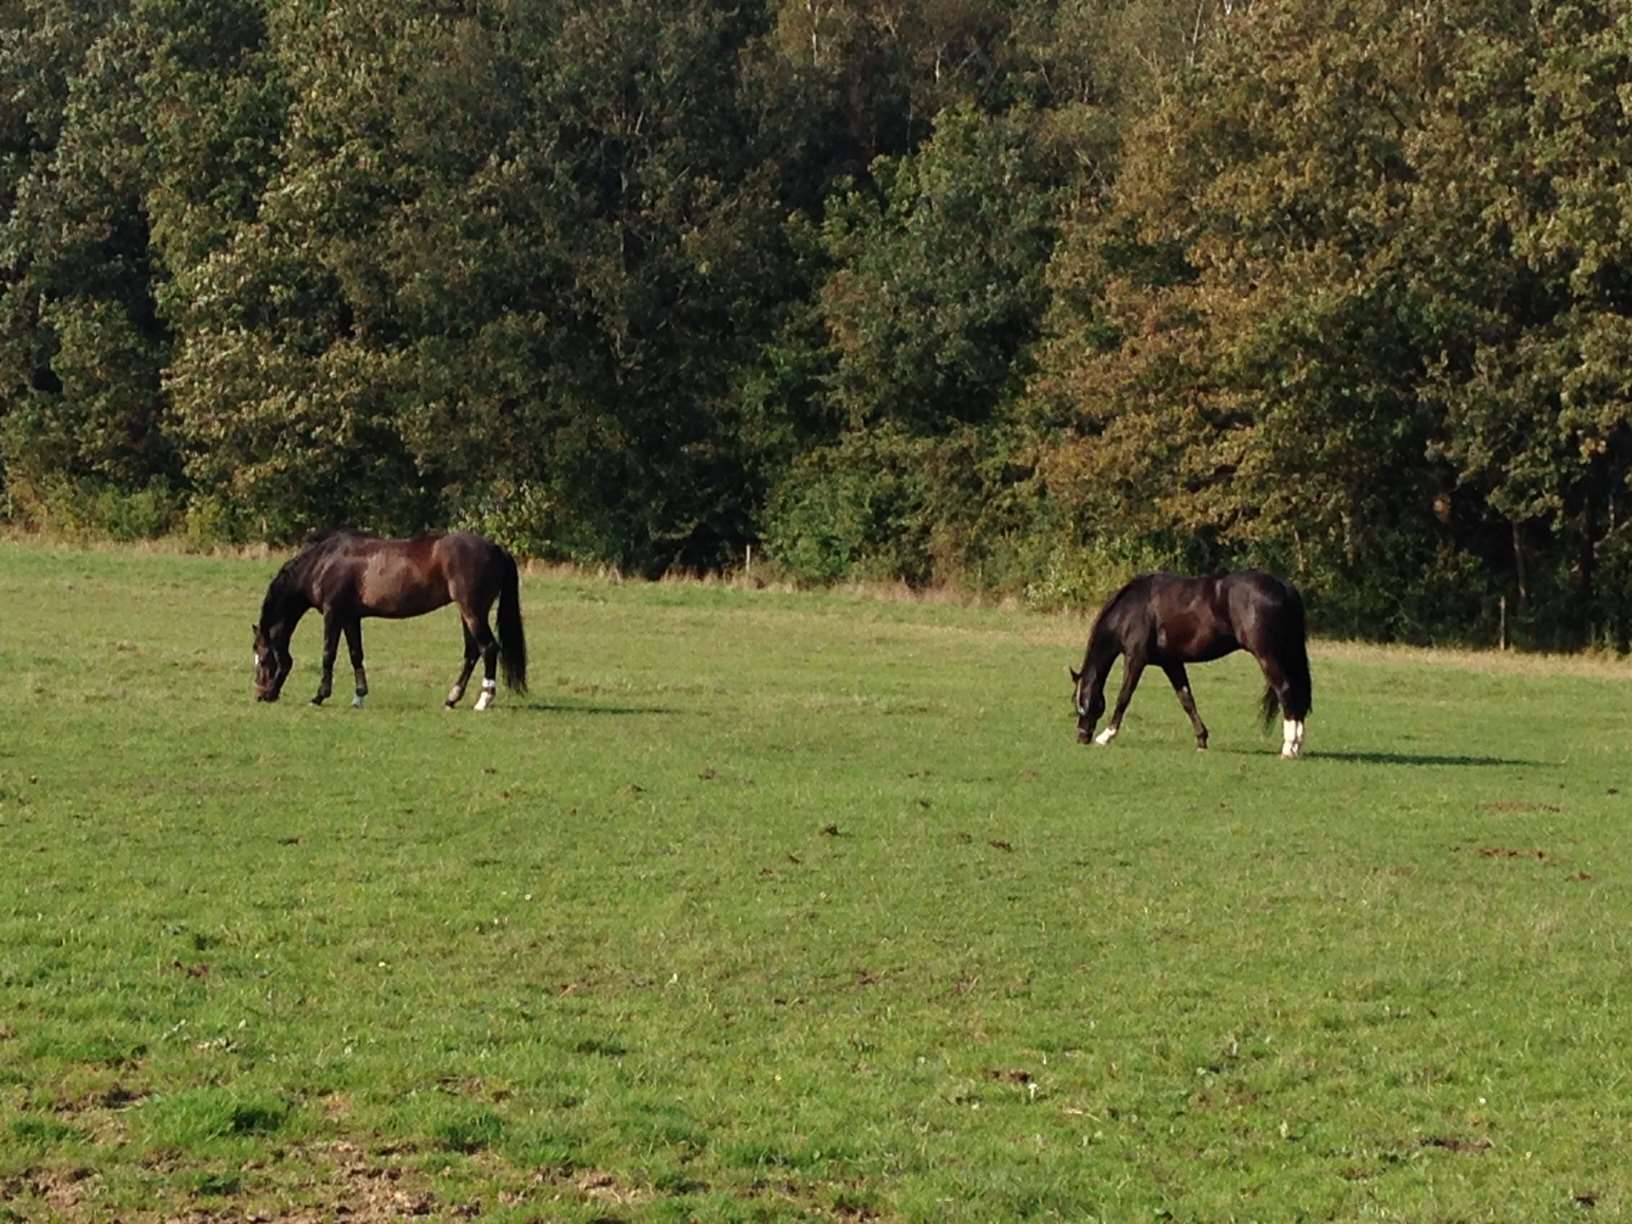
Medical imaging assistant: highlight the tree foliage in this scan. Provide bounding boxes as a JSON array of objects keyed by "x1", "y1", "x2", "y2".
[
  {"x1": 1033, "y1": 0, "x2": 1632, "y2": 644},
  {"x1": 6, "y1": 0, "x2": 1632, "y2": 643}
]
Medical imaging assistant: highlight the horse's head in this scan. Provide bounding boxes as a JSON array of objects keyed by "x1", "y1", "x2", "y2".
[
  {"x1": 252, "y1": 622, "x2": 293, "y2": 702},
  {"x1": 1069, "y1": 665, "x2": 1105, "y2": 745}
]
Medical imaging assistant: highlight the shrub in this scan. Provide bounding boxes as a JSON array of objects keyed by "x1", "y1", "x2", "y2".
[
  {"x1": 447, "y1": 480, "x2": 557, "y2": 560},
  {"x1": 762, "y1": 431, "x2": 936, "y2": 585},
  {"x1": 182, "y1": 493, "x2": 252, "y2": 548},
  {"x1": 1, "y1": 475, "x2": 184, "y2": 541},
  {"x1": 1018, "y1": 536, "x2": 1169, "y2": 614}
]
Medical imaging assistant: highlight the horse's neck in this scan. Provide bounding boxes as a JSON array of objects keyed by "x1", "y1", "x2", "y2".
[
  {"x1": 265, "y1": 573, "x2": 312, "y2": 638},
  {"x1": 1083, "y1": 633, "x2": 1119, "y2": 686}
]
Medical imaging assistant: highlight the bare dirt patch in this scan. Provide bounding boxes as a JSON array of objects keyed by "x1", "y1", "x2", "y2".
[
  {"x1": 3, "y1": 1166, "x2": 100, "y2": 1215},
  {"x1": 573, "y1": 1167, "x2": 653, "y2": 1209},
  {"x1": 495, "y1": 1165, "x2": 654, "y2": 1213},
  {"x1": 986, "y1": 1068, "x2": 1034, "y2": 1085},
  {"x1": 285, "y1": 1141, "x2": 449, "y2": 1221}
]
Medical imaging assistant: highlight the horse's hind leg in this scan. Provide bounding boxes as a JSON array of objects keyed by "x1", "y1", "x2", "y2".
[
  {"x1": 470, "y1": 605, "x2": 500, "y2": 711},
  {"x1": 1254, "y1": 654, "x2": 1305, "y2": 758},
  {"x1": 1161, "y1": 662, "x2": 1209, "y2": 750},
  {"x1": 344, "y1": 619, "x2": 367, "y2": 708},
  {"x1": 446, "y1": 624, "x2": 479, "y2": 708}
]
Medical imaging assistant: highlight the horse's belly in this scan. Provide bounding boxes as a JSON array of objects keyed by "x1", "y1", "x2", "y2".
[
  {"x1": 1187, "y1": 638, "x2": 1239, "y2": 663},
  {"x1": 356, "y1": 563, "x2": 452, "y2": 618},
  {"x1": 1156, "y1": 630, "x2": 1238, "y2": 663},
  {"x1": 362, "y1": 591, "x2": 451, "y2": 618}
]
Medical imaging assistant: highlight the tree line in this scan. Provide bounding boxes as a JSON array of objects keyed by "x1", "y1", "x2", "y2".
[{"x1": 4, "y1": 0, "x2": 1631, "y2": 647}]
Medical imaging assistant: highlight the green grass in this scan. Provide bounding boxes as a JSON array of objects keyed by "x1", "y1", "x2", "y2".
[{"x1": 2, "y1": 538, "x2": 1630, "y2": 1220}]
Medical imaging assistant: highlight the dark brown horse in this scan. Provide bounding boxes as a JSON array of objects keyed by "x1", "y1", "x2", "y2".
[
  {"x1": 253, "y1": 529, "x2": 527, "y2": 709},
  {"x1": 1069, "y1": 571, "x2": 1311, "y2": 757}
]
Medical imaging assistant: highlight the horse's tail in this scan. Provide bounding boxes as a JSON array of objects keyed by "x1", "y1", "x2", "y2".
[
  {"x1": 1261, "y1": 581, "x2": 1312, "y2": 729},
  {"x1": 1259, "y1": 684, "x2": 1280, "y2": 732},
  {"x1": 496, "y1": 547, "x2": 529, "y2": 695}
]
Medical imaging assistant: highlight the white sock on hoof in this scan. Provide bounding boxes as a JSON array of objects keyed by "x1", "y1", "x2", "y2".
[
  {"x1": 352, "y1": 694, "x2": 365, "y2": 709},
  {"x1": 1281, "y1": 718, "x2": 1304, "y2": 758},
  {"x1": 474, "y1": 679, "x2": 496, "y2": 712},
  {"x1": 1094, "y1": 726, "x2": 1118, "y2": 746}
]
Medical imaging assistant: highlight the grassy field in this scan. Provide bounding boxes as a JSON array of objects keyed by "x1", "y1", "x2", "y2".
[{"x1": 1, "y1": 538, "x2": 1630, "y2": 1221}]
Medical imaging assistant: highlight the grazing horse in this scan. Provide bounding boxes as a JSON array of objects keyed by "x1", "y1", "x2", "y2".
[
  {"x1": 1069, "y1": 571, "x2": 1311, "y2": 757},
  {"x1": 252, "y1": 529, "x2": 528, "y2": 710}
]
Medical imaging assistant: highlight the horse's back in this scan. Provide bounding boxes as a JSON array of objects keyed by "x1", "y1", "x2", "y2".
[
  {"x1": 429, "y1": 530, "x2": 496, "y2": 563},
  {"x1": 290, "y1": 529, "x2": 510, "y2": 618},
  {"x1": 1095, "y1": 573, "x2": 1217, "y2": 660},
  {"x1": 1140, "y1": 573, "x2": 1239, "y2": 660},
  {"x1": 1221, "y1": 569, "x2": 1302, "y2": 615},
  {"x1": 321, "y1": 529, "x2": 499, "y2": 573},
  {"x1": 1219, "y1": 570, "x2": 1305, "y2": 647},
  {"x1": 1099, "y1": 570, "x2": 1304, "y2": 662},
  {"x1": 344, "y1": 532, "x2": 455, "y2": 617}
]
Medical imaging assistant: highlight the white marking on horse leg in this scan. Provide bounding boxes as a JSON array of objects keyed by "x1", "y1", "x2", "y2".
[
  {"x1": 474, "y1": 678, "x2": 496, "y2": 712},
  {"x1": 1094, "y1": 725, "x2": 1118, "y2": 746},
  {"x1": 1282, "y1": 718, "x2": 1305, "y2": 758},
  {"x1": 352, "y1": 693, "x2": 366, "y2": 709}
]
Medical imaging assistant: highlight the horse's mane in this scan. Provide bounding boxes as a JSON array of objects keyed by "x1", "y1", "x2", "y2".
[
  {"x1": 1086, "y1": 575, "x2": 1150, "y2": 650},
  {"x1": 259, "y1": 560, "x2": 304, "y2": 629}
]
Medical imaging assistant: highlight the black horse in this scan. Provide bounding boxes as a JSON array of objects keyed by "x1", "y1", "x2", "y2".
[
  {"x1": 252, "y1": 529, "x2": 528, "y2": 709},
  {"x1": 1069, "y1": 570, "x2": 1311, "y2": 757}
]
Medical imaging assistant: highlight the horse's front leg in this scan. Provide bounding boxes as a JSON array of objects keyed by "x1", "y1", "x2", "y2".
[
  {"x1": 1161, "y1": 662, "x2": 1209, "y2": 750},
  {"x1": 311, "y1": 611, "x2": 342, "y2": 706},
  {"x1": 1096, "y1": 655, "x2": 1146, "y2": 745},
  {"x1": 344, "y1": 619, "x2": 367, "y2": 708},
  {"x1": 446, "y1": 625, "x2": 479, "y2": 708}
]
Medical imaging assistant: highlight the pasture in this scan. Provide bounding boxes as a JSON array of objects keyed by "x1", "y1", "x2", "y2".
[{"x1": 1, "y1": 539, "x2": 1630, "y2": 1221}]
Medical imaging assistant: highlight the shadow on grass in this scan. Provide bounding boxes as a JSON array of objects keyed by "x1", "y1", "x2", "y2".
[
  {"x1": 518, "y1": 699, "x2": 679, "y2": 716},
  {"x1": 1302, "y1": 750, "x2": 1554, "y2": 768}
]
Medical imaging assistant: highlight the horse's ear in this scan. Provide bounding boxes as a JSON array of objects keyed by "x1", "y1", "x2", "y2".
[{"x1": 1067, "y1": 665, "x2": 1081, "y2": 684}]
